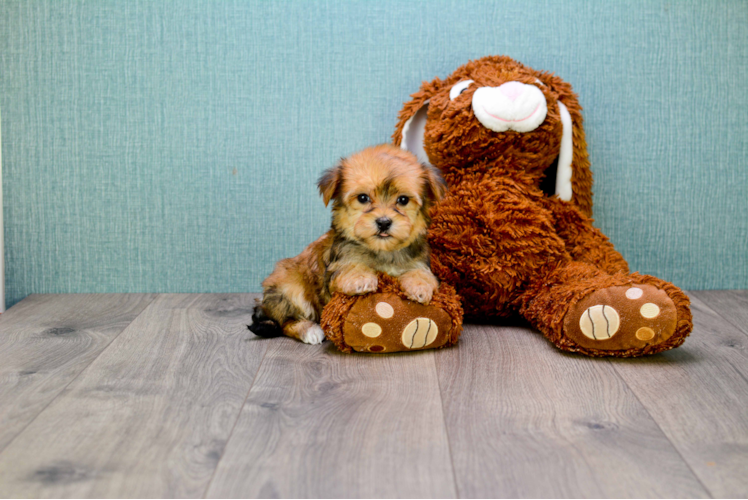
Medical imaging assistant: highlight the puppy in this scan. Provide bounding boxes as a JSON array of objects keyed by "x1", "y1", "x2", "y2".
[{"x1": 249, "y1": 144, "x2": 447, "y2": 344}]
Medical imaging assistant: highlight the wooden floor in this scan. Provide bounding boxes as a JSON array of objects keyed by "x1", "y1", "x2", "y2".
[{"x1": 0, "y1": 291, "x2": 746, "y2": 498}]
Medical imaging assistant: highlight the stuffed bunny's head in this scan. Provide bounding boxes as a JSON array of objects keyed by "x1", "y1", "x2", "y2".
[{"x1": 393, "y1": 55, "x2": 594, "y2": 215}]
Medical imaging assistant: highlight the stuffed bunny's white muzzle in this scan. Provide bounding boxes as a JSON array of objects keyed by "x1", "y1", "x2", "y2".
[{"x1": 472, "y1": 81, "x2": 547, "y2": 133}]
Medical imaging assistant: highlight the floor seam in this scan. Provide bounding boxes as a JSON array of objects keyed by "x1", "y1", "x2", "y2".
[
  {"x1": 605, "y1": 357, "x2": 714, "y2": 499},
  {"x1": 201, "y1": 336, "x2": 272, "y2": 499},
  {"x1": 0, "y1": 293, "x2": 159, "y2": 457},
  {"x1": 690, "y1": 291, "x2": 748, "y2": 339},
  {"x1": 434, "y1": 348, "x2": 461, "y2": 499}
]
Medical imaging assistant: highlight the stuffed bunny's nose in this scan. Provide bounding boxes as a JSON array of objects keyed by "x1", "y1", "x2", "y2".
[{"x1": 499, "y1": 81, "x2": 525, "y2": 101}]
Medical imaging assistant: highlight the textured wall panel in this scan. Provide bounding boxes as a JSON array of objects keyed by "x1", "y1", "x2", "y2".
[{"x1": 1, "y1": 0, "x2": 746, "y2": 307}]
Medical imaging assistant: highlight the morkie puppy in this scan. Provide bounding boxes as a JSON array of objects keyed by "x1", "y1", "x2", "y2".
[{"x1": 249, "y1": 144, "x2": 447, "y2": 344}]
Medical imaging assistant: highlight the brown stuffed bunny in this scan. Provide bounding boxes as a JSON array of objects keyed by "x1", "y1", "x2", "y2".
[
  {"x1": 383, "y1": 54, "x2": 691, "y2": 357},
  {"x1": 324, "y1": 55, "x2": 691, "y2": 356}
]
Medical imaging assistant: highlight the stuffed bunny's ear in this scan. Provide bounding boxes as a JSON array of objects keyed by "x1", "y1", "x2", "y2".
[
  {"x1": 399, "y1": 101, "x2": 432, "y2": 167},
  {"x1": 555, "y1": 101, "x2": 573, "y2": 202}
]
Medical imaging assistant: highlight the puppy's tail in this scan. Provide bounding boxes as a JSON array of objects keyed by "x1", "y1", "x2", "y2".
[{"x1": 248, "y1": 304, "x2": 284, "y2": 338}]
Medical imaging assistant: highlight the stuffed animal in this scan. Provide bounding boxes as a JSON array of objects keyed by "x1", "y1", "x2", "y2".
[{"x1": 324, "y1": 55, "x2": 692, "y2": 357}]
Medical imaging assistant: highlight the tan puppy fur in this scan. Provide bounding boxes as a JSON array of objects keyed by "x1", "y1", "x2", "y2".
[{"x1": 249, "y1": 144, "x2": 447, "y2": 344}]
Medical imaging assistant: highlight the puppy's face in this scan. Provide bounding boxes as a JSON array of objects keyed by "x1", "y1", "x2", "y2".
[{"x1": 318, "y1": 144, "x2": 446, "y2": 253}]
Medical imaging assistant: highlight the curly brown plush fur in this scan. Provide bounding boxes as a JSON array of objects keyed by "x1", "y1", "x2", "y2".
[{"x1": 389, "y1": 55, "x2": 692, "y2": 357}]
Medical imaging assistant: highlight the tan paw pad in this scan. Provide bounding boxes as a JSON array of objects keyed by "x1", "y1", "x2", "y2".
[
  {"x1": 640, "y1": 303, "x2": 660, "y2": 318},
  {"x1": 579, "y1": 305, "x2": 620, "y2": 340},
  {"x1": 375, "y1": 302, "x2": 394, "y2": 318},
  {"x1": 402, "y1": 318, "x2": 438, "y2": 349},
  {"x1": 361, "y1": 322, "x2": 382, "y2": 338},
  {"x1": 626, "y1": 287, "x2": 644, "y2": 299},
  {"x1": 636, "y1": 327, "x2": 655, "y2": 341}
]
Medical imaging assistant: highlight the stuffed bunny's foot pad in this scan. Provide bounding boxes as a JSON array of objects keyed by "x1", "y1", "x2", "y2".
[
  {"x1": 564, "y1": 284, "x2": 677, "y2": 352},
  {"x1": 322, "y1": 274, "x2": 463, "y2": 354},
  {"x1": 343, "y1": 294, "x2": 453, "y2": 353}
]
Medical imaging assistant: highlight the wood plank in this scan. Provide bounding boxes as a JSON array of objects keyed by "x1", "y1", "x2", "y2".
[
  {"x1": 0, "y1": 294, "x2": 266, "y2": 498},
  {"x1": 0, "y1": 294, "x2": 155, "y2": 453},
  {"x1": 609, "y1": 293, "x2": 748, "y2": 498},
  {"x1": 435, "y1": 324, "x2": 709, "y2": 498},
  {"x1": 690, "y1": 289, "x2": 748, "y2": 336},
  {"x1": 206, "y1": 338, "x2": 457, "y2": 498}
]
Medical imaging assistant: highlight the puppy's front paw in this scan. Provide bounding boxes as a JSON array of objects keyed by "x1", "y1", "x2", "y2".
[
  {"x1": 337, "y1": 273, "x2": 378, "y2": 296},
  {"x1": 300, "y1": 324, "x2": 326, "y2": 345},
  {"x1": 400, "y1": 275, "x2": 437, "y2": 305},
  {"x1": 402, "y1": 282, "x2": 435, "y2": 304}
]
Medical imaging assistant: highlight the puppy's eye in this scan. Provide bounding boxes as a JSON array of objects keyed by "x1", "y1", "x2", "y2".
[
  {"x1": 397, "y1": 195, "x2": 410, "y2": 206},
  {"x1": 357, "y1": 194, "x2": 370, "y2": 204},
  {"x1": 449, "y1": 80, "x2": 474, "y2": 100}
]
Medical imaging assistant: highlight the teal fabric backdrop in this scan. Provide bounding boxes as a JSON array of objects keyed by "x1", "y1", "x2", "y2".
[{"x1": 1, "y1": 0, "x2": 746, "y2": 308}]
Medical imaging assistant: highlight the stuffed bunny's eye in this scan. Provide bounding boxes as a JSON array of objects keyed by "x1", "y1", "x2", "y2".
[{"x1": 449, "y1": 80, "x2": 474, "y2": 100}]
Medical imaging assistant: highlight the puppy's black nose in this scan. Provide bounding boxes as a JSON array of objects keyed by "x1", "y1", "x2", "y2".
[{"x1": 375, "y1": 217, "x2": 392, "y2": 232}]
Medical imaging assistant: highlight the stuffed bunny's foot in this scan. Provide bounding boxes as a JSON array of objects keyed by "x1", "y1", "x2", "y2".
[{"x1": 564, "y1": 284, "x2": 677, "y2": 352}]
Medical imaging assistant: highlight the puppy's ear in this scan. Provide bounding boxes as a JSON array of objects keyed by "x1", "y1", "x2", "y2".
[
  {"x1": 317, "y1": 161, "x2": 344, "y2": 207},
  {"x1": 422, "y1": 164, "x2": 447, "y2": 204}
]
